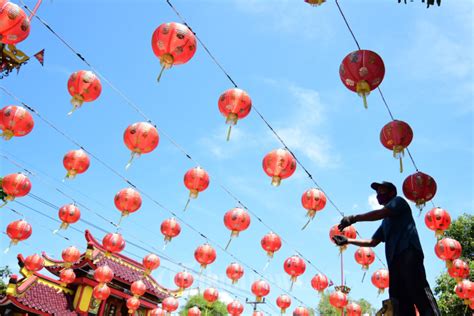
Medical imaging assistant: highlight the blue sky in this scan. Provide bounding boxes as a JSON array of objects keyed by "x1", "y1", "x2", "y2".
[{"x1": 1, "y1": 0, "x2": 472, "y2": 314}]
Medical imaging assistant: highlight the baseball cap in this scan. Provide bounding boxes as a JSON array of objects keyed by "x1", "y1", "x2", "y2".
[{"x1": 370, "y1": 181, "x2": 397, "y2": 195}]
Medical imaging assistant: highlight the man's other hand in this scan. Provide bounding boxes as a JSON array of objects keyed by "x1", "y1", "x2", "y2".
[
  {"x1": 338, "y1": 215, "x2": 355, "y2": 231},
  {"x1": 332, "y1": 235, "x2": 348, "y2": 246}
]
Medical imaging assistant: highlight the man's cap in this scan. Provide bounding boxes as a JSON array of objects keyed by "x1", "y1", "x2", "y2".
[{"x1": 371, "y1": 181, "x2": 397, "y2": 194}]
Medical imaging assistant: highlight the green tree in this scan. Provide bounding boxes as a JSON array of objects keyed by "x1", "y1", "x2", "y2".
[
  {"x1": 179, "y1": 294, "x2": 227, "y2": 316},
  {"x1": 0, "y1": 177, "x2": 6, "y2": 202},
  {"x1": 356, "y1": 298, "x2": 376, "y2": 315},
  {"x1": 434, "y1": 213, "x2": 473, "y2": 316},
  {"x1": 0, "y1": 266, "x2": 12, "y2": 295}
]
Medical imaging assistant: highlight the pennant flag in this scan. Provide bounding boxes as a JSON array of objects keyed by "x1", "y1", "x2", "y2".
[{"x1": 34, "y1": 49, "x2": 45, "y2": 66}]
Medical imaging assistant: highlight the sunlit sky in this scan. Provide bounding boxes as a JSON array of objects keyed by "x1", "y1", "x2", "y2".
[{"x1": 1, "y1": 0, "x2": 473, "y2": 314}]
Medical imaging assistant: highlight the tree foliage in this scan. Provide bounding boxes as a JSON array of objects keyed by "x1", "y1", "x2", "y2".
[
  {"x1": 434, "y1": 213, "x2": 473, "y2": 316},
  {"x1": 179, "y1": 294, "x2": 228, "y2": 316},
  {"x1": 317, "y1": 291, "x2": 375, "y2": 315},
  {"x1": 0, "y1": 266, "x2": 12, "y2": 295}
]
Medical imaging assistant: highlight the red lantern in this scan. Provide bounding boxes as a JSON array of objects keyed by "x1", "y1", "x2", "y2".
[
  {"x1": 59, "y1": 268, "x2": 76, "y2": 286},
  {"x1": 102, "y1": 232, "x2": 125, "y2": 256},
  {"x1": 67, "y1": 70, "x2": 102, "y2": 114},
  {"x1": 262, "y1": 149, "x2": 296, "y2": 186},
  {"x1": 293, "y1": 306, "x2": 310, "y2": 316},
  {"x1": 251, "y1": 280, "x2": 270, "y2": 302},
  {"x1": 311, "y1": 273, "x2": 329, "y2": 293},
  {"x1": 61, "y1": 246, "x2": 81, "y2": 267},
  {"x1": 63, "y1": 149, "x2": 90, "y2": 179},
  {"x1": 94, "y1": 265, "x2": 114, "y2": 284},
  {"x1": 424, "y1": 207, "x2": 451, "y2": 237},
  {"x1": 123, "y1": 122, "x2": 159, "y2": 169},
  {"x1": 380, "y1": 120, "x2": 413, "y2": 172},
  {"x1": 1, "y1": 173, "x2": 31, "y2": 202},
  {"x1": 354, "y1": 247, "x2": 375, "y2": 270},
  {"x1": 174, "y1": 271, "x2": 194, "y2": 291},
  {"x1": 301, "y1": 188, "x2": 327, "y2": 229},
  {"x1": 188, "y1": 306, "x2": 201, "y2": 316},
  {"x1": 0, "y1": 2, "x2": 30, "y2": 44},
  {"x1": 194, "y1": 244, "x2": 216, "y2": 269},
  {"x1": 434, "y1": 238, "x2": 462, "y2": 268},
  {"x1": 56, "y1": 204, "x2": 81, "y2": 232},
  {"x1": 304, "y1": 0, "x2": 325, "y2": 6},
  {"x1": 276, "y1": 294, "x2": 291, "y2": 314},
  {"x1": 151, "y1": 22, "x2": 197, "y2": 81},
  {"x1": 5, "y1": 219, "x2": 32, "y2": 252},
  {"x1": 126, "y1": 296, "x2": 141, "y2": 314},
  {"x1": 143, "y1": 253, "x2": 160, "y2": 276},
  {"x1": 131, "y1": 279, "x2": 147, "y2": 298},
  {"x1": 24, "y1": 254, "x2": 44, "y2": 273},
  {"x1": 252, "y1": 312, "x2": 263, "y2": 316},
  {"x1": 114, "y1": 188, "x2": 142, "y2": 219},
  {"x1": 329, "y1": 291, "x2": 348, "y2": 309},
  {"x1": 217, "y1": 88, "x2": 252, "y2": 140},
  {"x1": 93, "y1": 283, "x2": 110, "y2": 301},
  {"x1": 226, "y1": 262, "x2": 244, "y2": 284},
  {"x1": 227, "y1": 300, "x2": 244, "y2": 316},
  {"x1": 448, "y1": 259, "x2": 470, "y2": 282},
  {"x1": 284, "y1": 255, "x2": 306, "y2": 289},
  {"x1": 329, "y1": 224, "x2": 357, "y2": 252},
  {"x1": 0, "y1": 105, "x2": 34, "y2": 140},
  {"x1": 261, "y1": 232, "x2": 282, "y2": 259},
  {"x1": 223, "y1": 207, "x2": 251, "y2": 250},
  {"x1": 371, "y1": 269, "x2": 389, "y2": 294},
  {"x1": 161, "y1": 218, "x2": 181, "y2": 244},
  {"x1": 455, "y1": 280, "x2": 474, "y2": 305},
  {"x1": 183, "y1": 166, "x2": 209, "y2": 211},
  {"x1": 203, "y1": 287, "x2": 219, "y2": 304},
  {"x1": 346, "y1": 302, "x2": 362, "y2": 316},
  {"x1": 403, "y1": 171, "x2": 437, "y2": 210},
  {"x1": 150, "y1": 308, "x2": 166, "y2": 316},
  {"x1": 339, "y1": 49, "x2": 385, "y2": 109},
  {"x1": 162, "y1": 296, "x2": 179, "y2": 314}
]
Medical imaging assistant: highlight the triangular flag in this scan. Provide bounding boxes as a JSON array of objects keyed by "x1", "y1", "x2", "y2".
[{"x1": 33, "y1": 49, "x2": 44, "y2": 66}]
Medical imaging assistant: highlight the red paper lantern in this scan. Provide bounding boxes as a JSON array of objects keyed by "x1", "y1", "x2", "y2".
[
  {"x1": 226, "y1": 262, "x2": 244, "y2": 284},
  {"x1": 151, "y1": 22, "x2": 197, "y2": 81},
  {"x1": 448, "y1": 259, "x2": 470, "y2": 282},
  {"x1": 94, "y1": 265, "x2": 114, "y2": 284},
  {"x1": 1, "y1": 173, "x2": 31, "y2": 202},
  {"x1": 161, "y1": 218, "x2": 181, "y2": 243},
  {"x1": 252, "y1": 312, "x2": 263, "y2": 316},
  {"x1": 455, "y1": 280, "x2": 474, "y2": 305},
  {"x1": 5, "y1": 219, "x2": 32, "y2": 252},
  {"x1": 59, "y1": 268, "x2": 76, "y2": 286},
  {"x1": 223, "y1": 207, "x2": 251, "y2": 250},
  {"x1": 380, "y1": 120, "x2": 413, "y2": 172},
  {"x1": 301, "y1": 188, "x2": 327, "y2": 229},
  {"x1": 346, "y1": 302, "x2": 362, "y2": 316},
  {"x1": 114, "y1": 188, "x2": 142, "y2": 217},
  {"x1": 57, "y1": 204, "x2": 81, "y2": 232},
  {"x1": 102, "y1": 232, "x2": 125, "y2": 255},
  {"x1": 329, "y1": 224, "x2": 357, "y2": 252},
  {"x1": 67, "y1": 70, "x2": 102, "y2": 114},
  {"x1": 403, "y1": 171, "x2": 437, "y2": 210},
  {"x1": 126, "y1": 297, "x2": 141, "y2": 314},
  {"x1": 123, "y1": 122, "x2": 159, "y2": 169},
  {"x1": 131, "y1": 279, "x2": 147, "y2": 297},
  {"x1": 0, "y1": 105, "x2": 34, "y2": 140},
  {"x1": 61, "y1": 246, "x2": 81, "y2": 267},
  {"x1": 93, "y1": 283, "x2": 110, "y2": 301},
  {"x1": 311, "y1": 273, "x2": 329, "y2": 293},
  {"x1": 217, "y1": 88, "x2": 252, "y2": 140},
  {"x1": 304, "y1": 0, "x2": 325, "y2": 6},
  {"x1": 329, "y1": 291, "x2": 348, "y2": 309},
  {"x1": 143, "y1": 253, "x2": 160, "y2": 276},
  {"x1": 227, "y1": 300, "x2": 244, "y2": 316},
  {"x1": 188, "y1": 306, "x2": 201, "y2": 316},
  {"x1": 150, "y1": 308, "x2": 166, "y2": 316},
  {"x1": 63, "y1": 149, "x2": 90, "y2": 179},
  {"x1": 251, "y1": 280, "x2": 270, "y2": 302},
  {"x1": 354, "y1": 247, "x2": 375, "y2": 270},
  {"x1": 183, "y1": 166, "x2": 209, "y2": 210},
  {"x1": 424, "y1": 207, "x2": 451, "y2": 237},
  {"x1": 339, "y1": 49, "x2": 385, "y2": 108},
  {"x1": 371, "y1": 269, "x2": 389, "y2": 294},
  {"x1": 0, "y1": 2, "x2": 30, "y2": 44},
  {"x1": 276, "y1": 294, "x2": 291, "y2": 314},
  {"x1": 284, "y1": 255, "x2": 306, "y2": 288},
  {"x1": 174, "y1": 271, "x2": 194, "y2": 291},
  {"x1": 203, "y1": 287, "x2": 219, "y2": 304},
  {"x1": 293, "y1": 306, "x2": 310, "y2": 316},
  {"x1": 24, "y1": 254, "x2": 44, "y2": 273},
  {"x1": 194, "y1": 244, "x2": 216, "y2": 269},
  {"x1": 434, "y1": 238, "x2": 462, "y2": 268},
  {"x1": 261, "y1": 232, "x2": 282, "y2": 259},
  {"x1": 162, "y1": 296, "x2": 179, "y2": 313},
  {"x1": 262, "y1": 148, "x2": 297, "y2": 186}
]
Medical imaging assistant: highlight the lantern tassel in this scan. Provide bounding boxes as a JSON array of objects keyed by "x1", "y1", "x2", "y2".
[
  {"x1": 0, "y1": 200, "x2": 7, "y2": 208},
  {"x1": 362, "y1": 93, "x2": 368, "y2": 109},
  {"x1": 289, "y1": 276, "x2": 296, "y2": 291},
  {"x1": 226, "y1": 125, "x2": 232, "y2": 141},
  {"x1": 157, "y1": 65, "x2": 166, "y2": 82},
  {"x1": 262, "y1": 258, "x2": 271, "y2": 271},
  {"x1": 0, "y1": 130, "x2": 14, "y2": 140},
  {"x1": 225, "y1": 236, "x2": 234, "y2": 251},
  {"x1": 399, "y1": 156, "x2": 403, "y2": 173},
  {"x1": 301, "y1": 217, "x2": 313, "y2": 230},
  {"x1": 125, "y1": 152, "x2": 140, "y2": 170},
  {"x1": 361, "y1": 271, "x2": 367, "y2": 283},
  {"x1": 3, "y1": 240, "x2": 16, "y2": 254},
  {"x1": 183, "y1": 197, "x2": 191, "y2": 212}
]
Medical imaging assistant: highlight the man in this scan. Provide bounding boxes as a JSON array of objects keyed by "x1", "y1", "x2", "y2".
[{"x1": 332, "y1": 181, "x2": 440, "y2": 316}]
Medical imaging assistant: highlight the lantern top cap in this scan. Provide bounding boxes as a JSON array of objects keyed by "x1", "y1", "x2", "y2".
[{"x1": 370, "y1": 181, "x2": 397, "y2": 195}]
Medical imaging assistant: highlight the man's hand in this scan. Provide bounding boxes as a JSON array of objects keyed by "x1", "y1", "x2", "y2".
[
  {"x1": 332, "y1": 235, "x2": 348, "y2": 246},
  {"x1": 338, "y1": 215, "x2": 355, "y2": 231}
]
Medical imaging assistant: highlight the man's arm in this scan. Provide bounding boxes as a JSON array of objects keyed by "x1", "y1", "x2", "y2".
[
  {"x1": 353, "y1": 207, "x2": 392, "y2": 222},
  {"x1": 347, "y1": 238, "x2": 381, "y2": 247}
]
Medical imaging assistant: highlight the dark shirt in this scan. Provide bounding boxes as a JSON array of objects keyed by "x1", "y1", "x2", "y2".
[{"x1": 372, "y1": 196, "x2": 423, "y2": 267}]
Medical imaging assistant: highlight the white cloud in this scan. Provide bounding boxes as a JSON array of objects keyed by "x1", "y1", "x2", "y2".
[{"x1": 368, "y1": 193, "x2": 382, "y2": 210}]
